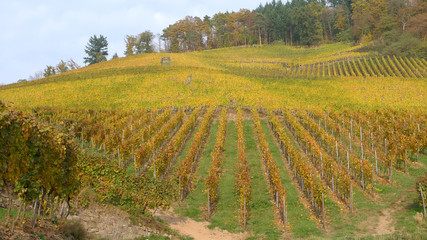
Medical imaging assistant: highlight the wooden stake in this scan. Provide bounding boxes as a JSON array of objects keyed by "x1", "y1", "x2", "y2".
[
  {"x1": 335, "y1": 141, "x2": 339, "y2": 161},
  {"x1": 347, "y1": 151, "x2": 350, "y2": 170},
  {"x1": 375, "y1": 150, "x2": 378, "y2": 174}
]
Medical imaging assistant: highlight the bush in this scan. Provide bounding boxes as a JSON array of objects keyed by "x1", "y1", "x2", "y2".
[
  {"x1": 416, "y1": 173, "x2": 427, "y2": 208},
  {"x1": 336, "y1": 29, "x2": 353, "y2": 43},
  {"x1": 60, "y1": 219, "x2": 87, "y2": 240}
]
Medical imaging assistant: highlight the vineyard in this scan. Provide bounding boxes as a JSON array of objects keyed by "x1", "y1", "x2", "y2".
[
  {"x1": 1, "y1": 42, "x2": 426, "y2": 239},
  {"x1": 25, "y1": 105, "x2": 426, "y2": 239}
]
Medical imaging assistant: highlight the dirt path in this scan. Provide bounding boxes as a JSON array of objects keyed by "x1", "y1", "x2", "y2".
[
  {"x1": 155, "y1": 208, "x2": 247, "y2": 240},
  {"x1": 359, "y1": 186, "x2": 416, "y2": 236},
  {"x1": 373, "y1": 208, "x2": 395, "y2": 235}
]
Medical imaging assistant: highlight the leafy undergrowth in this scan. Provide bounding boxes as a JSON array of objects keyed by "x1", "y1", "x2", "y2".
[{"x1": 77, "y1": 149, "x2": 175, "y2": 216}]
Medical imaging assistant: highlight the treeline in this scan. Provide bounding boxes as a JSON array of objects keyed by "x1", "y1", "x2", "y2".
[{"x1": 160, "y1": 0, "x2": 426, "y2": 53}]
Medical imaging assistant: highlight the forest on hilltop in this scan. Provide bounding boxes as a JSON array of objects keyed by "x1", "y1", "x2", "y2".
[{"x1": 159, "y1": 0, "x2": 426, "y2": 56}]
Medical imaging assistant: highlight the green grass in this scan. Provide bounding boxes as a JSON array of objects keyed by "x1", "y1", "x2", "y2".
[
  {"x1": 0, "y1": 206, "x2": 31, "y2": 222},
  {"x1": 171, "y1": 120, "x2": 201, "y2": 173},
  {"x1": 175, "y1": 121, "x2": 219, "y2": 220},
  {"x1": 209, "y1": 121, "x2": 241, "y2": 232},
  {"x1": 260, "y1": 120, "x2": 322, "y2": 238},
  {"x1": 243, "y1": 120, "x2": 282, "y2": 240}
]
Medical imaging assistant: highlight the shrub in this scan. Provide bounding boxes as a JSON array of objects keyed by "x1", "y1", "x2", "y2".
[
  {"x1": 60, "y1": 219, "x2": 87, "y2": 240},
  {"x1": 416, "y1": 173, "x2": 427, "y2": 208}
]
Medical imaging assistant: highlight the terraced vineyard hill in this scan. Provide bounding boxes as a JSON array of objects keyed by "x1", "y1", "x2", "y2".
[
  {"x1": 1, "y1": 43, "x2": 426, "y2": 239},
  {"x1": 1, "y1": 43, "x2": 426, "y2": 110}
]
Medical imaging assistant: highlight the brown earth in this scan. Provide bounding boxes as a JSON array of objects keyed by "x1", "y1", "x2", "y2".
[{"x1": 155, "y1": 208, "x2": 247, "y2": 240}]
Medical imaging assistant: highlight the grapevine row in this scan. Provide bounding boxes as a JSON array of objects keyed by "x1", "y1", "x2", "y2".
[
  {"x1": 206, "y1": 108, "x2": 228, "y2": 212},
  {"x1": 154, "y1": 107, "x2": 201, "y2": 177},
  {"x1": 235, "y1": 107, "x2": 251, "y2": 227},
  {"x1": 279, "y1": 109, "x2": 352, "y2": 206},
  {"x1": 253, "y1": 109, "x2": 288, "y2": 229},
  {"x1": 177, "y1": 107, "x2": 215, "y2": 199}
]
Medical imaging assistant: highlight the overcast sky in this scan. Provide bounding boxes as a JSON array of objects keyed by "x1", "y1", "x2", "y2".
[{"x1": 0, "y1": 0, "x2": 265, "y2": 85}]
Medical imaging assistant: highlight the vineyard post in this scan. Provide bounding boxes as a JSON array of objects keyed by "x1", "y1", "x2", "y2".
[
  {"x1": 375, "y1": 150, "x2": 378, "y2": 174},
  {"x1": 32, "y1": 199, "x2": 38, "y2": 228},
  {"x1": 332, "y1": 174, "x2": 335, "y2": 192},
  {"x1": 335, "y1": 141, "x2": 339, "y2": 161},
  {"x1": 347, "y1": 151, "x2": 350, "y2": 170},
  {"x1": 154, "y1": 162, "x2": 157, "y2": 179},
  {"x1": 349, "y1": 133, "x2": 352, "y2": 152},
  {"x1": 322, "y1": 192, "x2": 326, "y2": 228},
  {"x1": 91, "y1": 137, "x2": 94, "y2": 148},
  {"x1": 360, "y1": 126, "x2": 362, "y2": 141},
  {"x1": 419, "y1": 183, "x2": 426, "y2": 218},
  {"x1": 361, "y1": 142, "x2": 364, "y2": 159},
  {"x1": 276, "y1": 191, "x2": 279, "y2": 207},
  {"x1": 283, "y1": 195, "x2": 287, "y2": 231}
]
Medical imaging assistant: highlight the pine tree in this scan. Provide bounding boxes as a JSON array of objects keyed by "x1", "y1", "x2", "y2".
[{"x1": 84, "y1": 35, "x2": 108, "y2": 65}]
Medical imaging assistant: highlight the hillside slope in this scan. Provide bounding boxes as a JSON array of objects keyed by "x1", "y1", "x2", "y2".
[{"x1": 1, "y1": 43, "x2": 426, "y2": 111}]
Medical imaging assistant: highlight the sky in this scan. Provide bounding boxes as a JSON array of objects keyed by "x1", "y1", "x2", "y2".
[{"x1": 0, "y1": 0, "x2": 265, "y2": 85}]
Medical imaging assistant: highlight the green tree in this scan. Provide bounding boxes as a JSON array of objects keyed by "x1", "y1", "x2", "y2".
[
  {"x1": 124, "y1": 35, "x2": 137, "y2": 56},
  {"x1": 43, "y1": 65, "x2": 56, "y2": 77},
  {"x1": 67, "y1": 59, "x2": 80, "y2": 70},
  {"x1": 56, "y1": 60, "x2": 69, "y2": 73},
  {"x1": 136, "y1": 31, "x2": 155, "y2": 54},
  {"x1": 84, "y1": 34, "x2": 108, "y2": 65}
]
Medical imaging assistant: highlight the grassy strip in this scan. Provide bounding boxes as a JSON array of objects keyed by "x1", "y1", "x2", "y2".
[
  {"x1": 243, "y1": 120, "x2": 282, "y2": 240},
  {"x1": 175, "y1": 122, "x2": 219, "y2": 220},
  {"x1": 170, "y1": 122, "x2": 201, "y2": 173},
  {"x1": 260, "y1": 120, "x2": 322, "y2": 238},
  {"x1": 209, "y1": 121, "x2": 241, "y2": 232}
]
